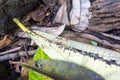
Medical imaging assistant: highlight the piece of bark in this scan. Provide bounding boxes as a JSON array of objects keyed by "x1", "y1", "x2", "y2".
[
  {"x1": 89, "y1": 0, "x2": 120, "y2": 30},
  {"x1": 89, "y1": 0, "x2": 120, "y2": 34},
  {"x1": 89, "y1": 17, "x2": 120, "y2": 25},
  {"x1": 92, "y1": 12, "x2": 120, "y2": 18},
  {"x1": 92, "y1": 7, "x2": 120, "y2": 14},
  {"x1": 90, "y1": 1, "x2": 120, "y2": 12},
  {"x1": 91, "y1": 0, "x2": 120, "y2": 10},
  {"x1": 93, "y1": 0, "x2": 119, "y2": 4},
  {"x1": 88, "y1": 23, "x2": 120, "y2": 32},
  {"x1": 89, "y1": 0, "x2": 120, "y2": 20}
]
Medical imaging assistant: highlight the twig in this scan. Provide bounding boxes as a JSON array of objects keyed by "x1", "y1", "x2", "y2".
[
  {"x1": 0, "y1": 50, "x2": 36, "y2": 61},
  {"x1": 0, "y1": 47, "x2": 22, "y2": 56},
  {"x1": 23, "y1": 41, "x2": 29, "y2": 60}
]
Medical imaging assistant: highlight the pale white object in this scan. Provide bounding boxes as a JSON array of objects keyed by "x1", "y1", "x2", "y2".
[
  {"x1": 54, "y1": 0, "x2": 91, "y2": 32},
  {"x1": 31, "y1": 24, "x2": 65, "y2": 36},
  {"x1": 70, "y1": 0, "x2": 91, "y2": 32},
  {"x1": 53, "y1": 1, "x2": 69, "y2": 25},
  {"x1": 17, "y1": 24, "x2": 65, "y2": 38}
]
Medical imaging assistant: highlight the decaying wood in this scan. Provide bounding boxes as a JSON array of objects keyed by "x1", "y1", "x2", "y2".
[
  {"x1": 90, "y1": 2, "x2": 120, "y2": 13},
  {"x1": 91, "y1": 0, "x2": 120, "y2": 9},
  {"x1": 92, "y1": 7, "x2": 120, "y2": 14},
  {"x1": 89, "y1": 17, "x2": 120, "y2": 25},
  {"x1": 89, "y1": 0, "x2": 120, "y2": 32},
  {"x1": 88, "y1": 23, "x2": 120, "y2": 32},
  {"x1": 92, "y1": 12, "x2": 120, "y2": 18}
]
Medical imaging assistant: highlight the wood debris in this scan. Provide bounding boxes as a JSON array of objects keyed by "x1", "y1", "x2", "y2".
[{"x1": 88, "y1": 0, "x2": 120, "y2": 32}]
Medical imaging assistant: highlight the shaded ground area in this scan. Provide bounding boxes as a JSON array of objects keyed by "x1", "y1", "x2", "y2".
[{"x1": 0, "y1": 61, "x2": 12, "y2": 80}]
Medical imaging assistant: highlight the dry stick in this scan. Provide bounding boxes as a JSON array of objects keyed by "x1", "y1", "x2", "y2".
[
  {"x1": 23, "y1": 41, "x2": 29, "y2": 60},
  {"x1": 0, "y1": 47, "x2": 22, "y2": 56},
  {"x1": 0, "y1": 50, "x2": 36, "y2": 61}
]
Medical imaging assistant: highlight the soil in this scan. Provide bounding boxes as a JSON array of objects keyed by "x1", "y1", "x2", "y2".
[{"x1": 0, "y1": 61, "x2": 12, "y2": 80}]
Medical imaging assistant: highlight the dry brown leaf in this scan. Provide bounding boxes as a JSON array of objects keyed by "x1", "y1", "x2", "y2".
[
  {"x1": 24, "y1": 7, "x2": 48, "y2": 23},
  {"x1": 0, "y1": 35, "x2": 11, "y2": 49},
  {"x1": 17, "y1": 67, "x2": 29, "y2": 80}
]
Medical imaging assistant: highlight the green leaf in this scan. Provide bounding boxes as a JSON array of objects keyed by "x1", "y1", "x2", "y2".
[
  {"x1": 29, "y1": 48, "x2": 52, "y2": 80},
  {"x1": 33, "y1": 48, "x2": 50, "y2": 60},
  {"x1": 14, "y1": 18, "x2": 120, "y2": 80},
  {"x1": 16, "y1": 60, "x2": 104, "y2": 80},
  {"x1": 27, "y1": 30, "x2": 120, "y2": 80}
]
